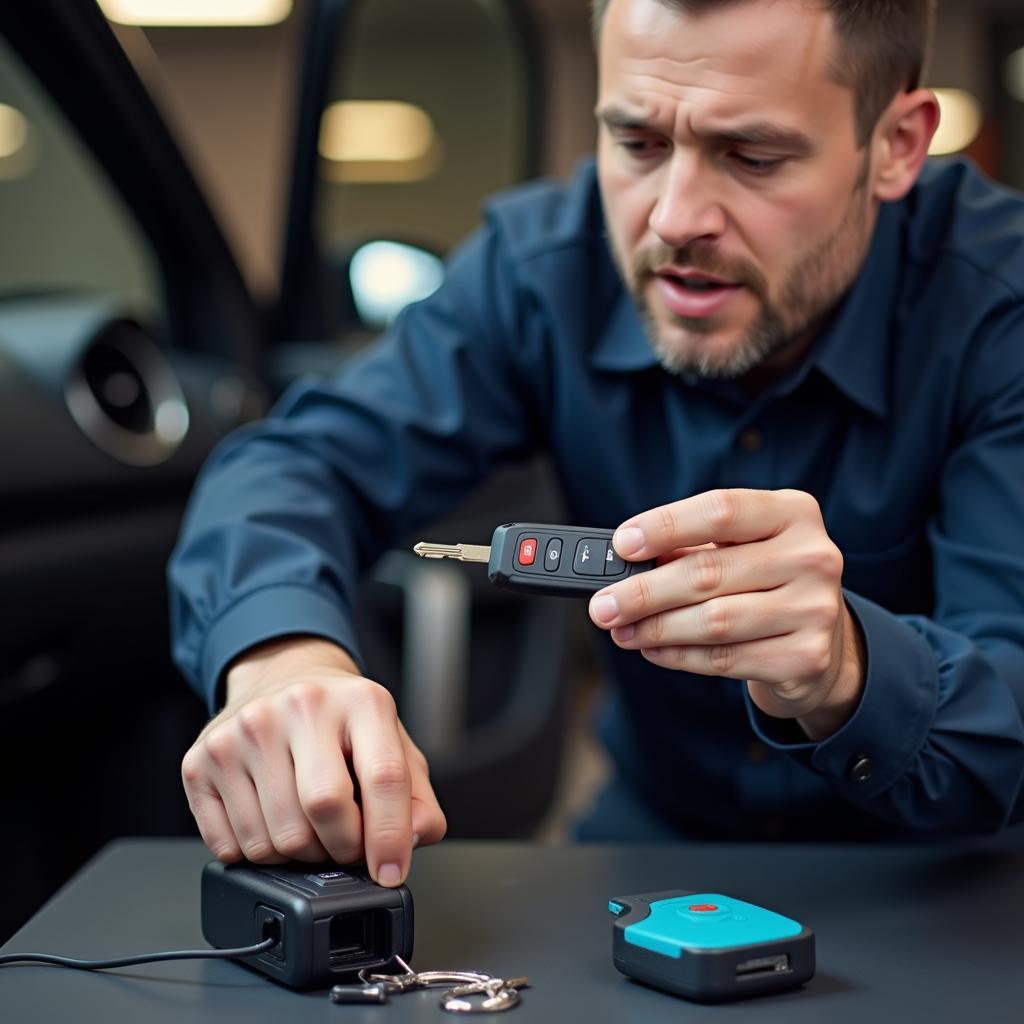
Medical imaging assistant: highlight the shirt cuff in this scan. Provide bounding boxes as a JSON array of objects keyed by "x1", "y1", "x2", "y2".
[
  {"x1": 198, "y1": 583, "x2": 365, "y2": 714},
  {"x1": 744, "y1": 590, "x2": 939, "y2": 802}
]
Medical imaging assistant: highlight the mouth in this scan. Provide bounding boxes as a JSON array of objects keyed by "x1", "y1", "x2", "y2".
[{"x1": 652, "y1": 267, "x2": 743, "y2": 319}]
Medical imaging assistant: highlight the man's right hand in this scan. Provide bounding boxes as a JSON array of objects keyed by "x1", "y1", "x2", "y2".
[{"x1": 180, "y1": 636, "x2": 446, "y2": 887}]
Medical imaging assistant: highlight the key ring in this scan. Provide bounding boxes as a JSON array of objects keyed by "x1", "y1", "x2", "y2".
[
  {"x1": 358, "y1": 954, "x2": 495, "y2": 993},
  {"x1": 441, "y1": 979, "x2": 521, "y2": 1014}
]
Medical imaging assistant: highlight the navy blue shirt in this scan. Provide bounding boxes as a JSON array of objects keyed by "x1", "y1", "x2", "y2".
[{"x1": 170, "y1": 158, "x2": 1024, "y2": 839}]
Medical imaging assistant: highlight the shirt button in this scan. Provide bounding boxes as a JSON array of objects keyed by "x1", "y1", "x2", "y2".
[
  {"x1": 738, "y1": 429, "x2": 763, "y2": 452},
  {"x1": 847, "y1": 754, "x2": 874, "y2": 783}
]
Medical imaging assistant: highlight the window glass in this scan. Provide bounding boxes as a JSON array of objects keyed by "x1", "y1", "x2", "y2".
[
  {"x1": 0, "y1": 34, "x2": 160, "y2": 315},
  {"x1": 314, "y1": 0, "x2": 532, "y2": 265}
]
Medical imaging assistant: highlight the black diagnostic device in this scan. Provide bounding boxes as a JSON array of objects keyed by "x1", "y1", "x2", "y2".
[
  {"x1": 487, "y1": 523, "x2": 657, "y2": 596},
  {"x1": 201, "y1": 860, "x2": 413, "y2": 990},
  {"x1": 609, "y1": 889, "x2": 815, "y2": 1003}
]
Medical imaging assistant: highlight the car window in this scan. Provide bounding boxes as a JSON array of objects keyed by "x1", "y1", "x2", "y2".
[
  {"x1": 0, "y1": 33, "x2": 160, "y2": 316},
  {"x1": 313, "y1": 0, "x2": 534, "y2": 276}
]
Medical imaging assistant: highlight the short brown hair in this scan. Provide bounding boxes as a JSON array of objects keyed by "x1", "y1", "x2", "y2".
[{"x1": 590, "y1": 0, "x2": 935, "y2": 146}]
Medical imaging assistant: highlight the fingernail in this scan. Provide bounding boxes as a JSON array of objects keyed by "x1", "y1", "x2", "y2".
[
  {"x1": 612, "y1": 624, "x2": 635, "y2": 643},
  {"x1": 378, "y1": 863, "x2": 402, "y2": 886},
  {"x1": 614, "y1": 527, "x2": 644, "y2": 556},
  {"x1": 412, "y1": 833, "x2": 420, "y2": 849},
  {"x1": 591, "y1": 593, "x2": 619, "y2": 624}
]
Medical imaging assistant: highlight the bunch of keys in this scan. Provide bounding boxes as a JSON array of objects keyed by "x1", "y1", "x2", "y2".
[{"x1": 329, "y1": 955, "x2": 529, "y2": 1013}]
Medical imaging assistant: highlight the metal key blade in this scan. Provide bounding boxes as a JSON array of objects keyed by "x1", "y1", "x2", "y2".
[{"x1": 413, "y1": 542, "x2": 491, "y2": 563}]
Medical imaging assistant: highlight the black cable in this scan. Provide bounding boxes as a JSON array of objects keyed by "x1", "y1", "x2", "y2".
[{"x1": 0, "y1": 935, "x2": 278, "y2": 971}]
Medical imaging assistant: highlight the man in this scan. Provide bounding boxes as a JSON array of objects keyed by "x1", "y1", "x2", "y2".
[{"x1": 169, "y1": 0, "x2": 1024, "y2": 890}]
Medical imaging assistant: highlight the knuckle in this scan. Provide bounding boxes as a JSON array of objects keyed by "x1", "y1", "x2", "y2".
[
  {"x1": 202, "y1": 726, "x2": 236, "y2": 767},
  {"x1": 371, "y1": 821, "x2": 409, "y2": 846},
  {"x1": 707, "y1": 643, "x2": 735, "y2": 674},
  {"x1": 366, "y1": 758, "x2": 410, "y2": 792},
  {"x1": 655, "y1": 505, "x2": 677, "y2": 542},
  {"x1": 824, "y1": 544, "x2": 844, "y2": 579},
  {"x1": 645, "y1": 611, "x2": 666, "y2": 644},
  {"x1": 330, "y1": 843, "x2": 365, "y2": 865},
  {"x1": 358, "y1": 684, "x2": 399, "y2": 720},
  {"x1": 272, "y1": 827, "x2": 316, "y2": 858},
  {"x1": 780, "y1": 488, "x2": 816, "y2": 517},
  {"x1": 688, "y1": 549, "x2": 723, "y2": 592},
  {"x1": 703, "y1": 490, "x2": 737, "y2": 531},
  {"x1": 700, "y1": 601, "x2": 731, "y2": 642},
  {"x1": 181, "y1": 749, "x2": 205, "y2": 788},
  {"x1": 302, "y1": 785, "x2": 349, "y2": 820},
  {"x1": 628, "y1": 572, "x2": 653, "y2": 611},
  {"x1": 237, "y1": 701, "x2": 273, "y2": 745},
  {"x1": 798, "y1": 543, "x2": 839, "y2": 578},
  {"x1": 242, "y1": 838, "x2": 276, "y2": 862},
  {"x1": 797, "y1": 637, "x2": 832, "y2": 677},
  {"x1": 213, "y1": 843, "x2": 241, "y2": 863},
  {"x1": 284, "y1": 680, "x2": 327, "y2": 716},
  {"x1": 427, "y1": 807, "x2": 449, "y2": 841}
]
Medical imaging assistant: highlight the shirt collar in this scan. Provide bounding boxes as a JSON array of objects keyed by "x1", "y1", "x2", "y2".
[
  {"x1": 590, "y1": 199, "x2": 906, "y2": 417},
  {"x1": 804, "y1": 198, "x2": 904, "y2": 418}
]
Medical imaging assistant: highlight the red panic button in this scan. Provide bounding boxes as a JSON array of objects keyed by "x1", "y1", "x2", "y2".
[
  {"x1": 688, "y1": 904, "x2": 719, "y2": 913},
  {"x1": 517, "y1": 537, "x2": 538, "y2": 566}
]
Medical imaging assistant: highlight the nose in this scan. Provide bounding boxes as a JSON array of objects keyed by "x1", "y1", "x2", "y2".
[{"x1": 648, "y1": 152, "x2": 726, "y2": 249}]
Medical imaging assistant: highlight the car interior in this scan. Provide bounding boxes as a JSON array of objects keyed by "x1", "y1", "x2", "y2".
[{"x1": 1, "y1": 0, "x2": 1023, "y2": 943}]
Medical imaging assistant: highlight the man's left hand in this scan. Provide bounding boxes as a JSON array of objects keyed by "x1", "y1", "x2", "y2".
[{"x1": 588, "y1": 489, "x2": 865, "y2": 741}]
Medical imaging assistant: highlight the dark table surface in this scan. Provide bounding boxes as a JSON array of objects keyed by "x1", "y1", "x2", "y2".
[{"x1": 2, "y1": 837, "x2": 1022, "y2": 1022}]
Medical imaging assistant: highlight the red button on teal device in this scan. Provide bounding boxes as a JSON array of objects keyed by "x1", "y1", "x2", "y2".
[
  {"x1": 689, "y1": 904, "x2": 719, "y2": 912},
  {"x1": 517, "y1": 537, "x2": 538, "y2": 566}
]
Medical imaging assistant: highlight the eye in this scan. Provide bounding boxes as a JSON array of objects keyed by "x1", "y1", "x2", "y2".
[
  {"x1": 618, "y1": 137, "x2": 668, "y2": 159},
  {"x1": 730, "y1": 152, "x2": 784, "y2": 174}
]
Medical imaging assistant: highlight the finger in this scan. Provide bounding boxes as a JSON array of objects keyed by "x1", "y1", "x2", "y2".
[
  {"x1": 244, "y1": 750, "x2": 332, "y2": 864},
  {"x1": 398, "y1": 721, "x2": 447, "y2": 847},
  {"x1": 182, "y1": 756, "x2": 242, "y2": 862},
  {"x1": 610, "y1": 590, "x2": 803, "y2": 650},
  {"x1": 639, "y1": 632, "x2": 828, "y2": 685},
  {"x1": 613, "y1": 488, "x2": 815, "y2": 559},
  {"x1": 288, "y1": 706, "x2": 365, "y2": 864},
  {"x1": 590, "y1": 538, "x2": 786, "y2": 628},
  {"x1": 206, "y1": 759, "x2": 288, "y2": 864},
  {"x1": 347, "y1": 691, "x2": 413, "y2": 886}
]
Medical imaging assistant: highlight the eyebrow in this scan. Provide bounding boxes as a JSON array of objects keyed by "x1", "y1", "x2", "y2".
[{"x1": 595, "y1": 105, "x2": 816, "y2": 156}]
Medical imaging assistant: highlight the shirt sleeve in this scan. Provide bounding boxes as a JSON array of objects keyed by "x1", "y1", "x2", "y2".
[
  {"x1": 746, "y1": 306, "x2": 1024, "y2": 835},
  {"x1": 168, "y1": 223, "x2": 542, "y2": 713}
]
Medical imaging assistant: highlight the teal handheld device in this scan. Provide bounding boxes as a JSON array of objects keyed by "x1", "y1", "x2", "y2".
[{"x1": 609, "y1": 890, "x2": 814, "y2": 1003}]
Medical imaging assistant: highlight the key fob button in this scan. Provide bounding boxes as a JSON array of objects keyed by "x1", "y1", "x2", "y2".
[
  {"x1": 544, "y1": 537, "x2": 563, "y2": 571},
  {"x1": 517, "y1": 536, "x2": 538, "y2": 567},
  {"x1": 574, "y1": 538, "x2": 606, "y2": 576},
  {"x1": 604, "y1": 545, "x2": 626, "y2": 575}
]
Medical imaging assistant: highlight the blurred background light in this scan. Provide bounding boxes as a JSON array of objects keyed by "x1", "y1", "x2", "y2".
[
  {"x1": 1005, "y1": 47, "x2": 1024, "y2": 104},
  {"x1": 0, "y1": 102, "x2": 31, "y2": 180},
  {"x1": 98, "y1": 0, "x2": 292, "y2": 27},
  {"x1": 319, "y1": 101, "x2": 442, "y2": 183},
  {"x1": 929, "y1": 88, "x2": 983, "y2": 156},
  {"x1": 0, "y1": 102, "x2": 28, "y2": 160},
  {"x1": 349, "y1": 240, "x2": 445, "y2": 329}
]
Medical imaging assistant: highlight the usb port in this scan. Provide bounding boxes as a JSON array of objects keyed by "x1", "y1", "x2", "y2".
[{"x1": 735, "y1": 953, "x2": 790, "y2": 978}]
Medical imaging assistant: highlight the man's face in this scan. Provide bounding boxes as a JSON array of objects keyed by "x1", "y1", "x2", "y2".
[{"x1": 596, "y1": 0, "x2": 880, "y2": 379}]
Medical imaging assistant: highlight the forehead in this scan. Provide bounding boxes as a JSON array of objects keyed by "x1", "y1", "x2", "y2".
[{"x1": 598, "y1": 0, "x2": 853, "y2": 136}]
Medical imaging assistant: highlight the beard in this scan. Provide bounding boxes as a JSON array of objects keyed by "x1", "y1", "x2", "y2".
[{"x1": 620, "y1": 177, "x2": 874, "y2": 380}]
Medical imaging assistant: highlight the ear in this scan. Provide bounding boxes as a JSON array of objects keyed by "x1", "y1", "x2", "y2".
[{"x1": 870, "y1": 88, "x2": 940, "y2": 202}]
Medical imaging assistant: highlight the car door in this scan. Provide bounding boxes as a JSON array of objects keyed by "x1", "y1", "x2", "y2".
[
  {"x1": 0, "y1": 0, "x2": 579, "y2": 944},
  {"x1": 270, "y1": 0, "x2": 574, "y2": 841},
  {"x1": 0, "y1": 0, "x2": 266, "y2": 941}
]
